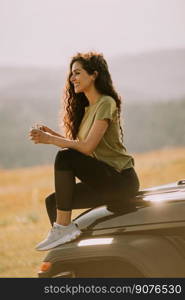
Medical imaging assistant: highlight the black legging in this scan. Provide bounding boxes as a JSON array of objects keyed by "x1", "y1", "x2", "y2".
[{"x1": 45, "y1": 148, "x2": 140, "y2": 225}]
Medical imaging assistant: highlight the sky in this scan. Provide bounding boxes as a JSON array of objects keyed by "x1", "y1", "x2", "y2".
[{"x1": 1, "y1": 0, "x2": 185, "y2": 67}]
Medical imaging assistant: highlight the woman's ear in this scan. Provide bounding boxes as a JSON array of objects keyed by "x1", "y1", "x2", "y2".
[{"x1": 93, "y1": 71, "x2": 98, "y2": 80}]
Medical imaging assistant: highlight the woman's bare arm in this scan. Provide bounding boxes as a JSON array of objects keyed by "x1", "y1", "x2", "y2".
[
  {"x1": 30, "y1": 119, "x2": 109, "y2": 155},
  {"x1": 48, "y1": 119, "x2": 109, "y2": 155}
]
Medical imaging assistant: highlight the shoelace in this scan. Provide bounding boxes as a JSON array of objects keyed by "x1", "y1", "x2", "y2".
[{"x1": 53, "y1": 225, "x2": 71, "y2": 232}]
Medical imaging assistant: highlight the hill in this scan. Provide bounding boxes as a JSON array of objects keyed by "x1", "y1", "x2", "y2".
[
  {"x1": 109, "y1": 48, "x2": 185, "y2": 102},
  {"x1": 1, "y1": 48, "x2": 185, "y2": 103}
]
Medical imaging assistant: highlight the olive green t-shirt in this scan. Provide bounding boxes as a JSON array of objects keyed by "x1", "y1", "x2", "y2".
[{"x1": 77, "y1": 95, "x2": 134, "y2": 172}]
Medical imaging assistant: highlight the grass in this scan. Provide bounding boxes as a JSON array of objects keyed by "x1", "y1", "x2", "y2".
[{"x1": 0, "y1": 146, "x2": 185, "y2": 277}]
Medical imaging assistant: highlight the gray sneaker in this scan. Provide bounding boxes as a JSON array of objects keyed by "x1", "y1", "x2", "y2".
[{"x1": 35, "y1": 222, "x2": 81, "y2": 251}]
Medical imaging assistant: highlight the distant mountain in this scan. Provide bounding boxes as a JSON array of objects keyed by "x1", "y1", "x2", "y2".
[
  {"x1": 1, "y1": 48, "x2": 185, "y2": 104},
  {"x1": 0, "y1": 49, "x2": 185, "y2": 168},
  {"x1": 109, "y1": 48, "x2": 185, "y2": 102}
]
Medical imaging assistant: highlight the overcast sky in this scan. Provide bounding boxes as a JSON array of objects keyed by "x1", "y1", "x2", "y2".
[{"x1": 1, "y1": 0, "x2": 185, "y2": 67}]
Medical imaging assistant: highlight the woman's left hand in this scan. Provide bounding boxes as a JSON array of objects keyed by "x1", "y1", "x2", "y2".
[{"x1": 29, "y1": 128, "x2": 52, "y2": 144}]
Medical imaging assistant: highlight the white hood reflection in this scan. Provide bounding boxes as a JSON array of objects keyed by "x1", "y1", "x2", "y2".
[{"x1": 78, "y1": 238, "x2": 113, "y2": 247}]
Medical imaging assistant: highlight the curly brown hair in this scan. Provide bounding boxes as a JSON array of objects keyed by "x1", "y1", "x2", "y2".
[{"x1": 61, "y1": 51, "x2": 123, "y2": 141}]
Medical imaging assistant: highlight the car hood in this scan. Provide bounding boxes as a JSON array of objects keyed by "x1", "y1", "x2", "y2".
[
  {"x1": 73, "y1": 180, "x2": 185, "y2": 231},
  {"x1": 73, "y1": 199, "x2": 185, "y2": 231}
]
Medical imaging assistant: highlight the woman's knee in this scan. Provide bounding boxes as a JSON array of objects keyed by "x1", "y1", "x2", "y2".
[{"x1": 54, "y1": 148, "x2": 80, "y2": 171}]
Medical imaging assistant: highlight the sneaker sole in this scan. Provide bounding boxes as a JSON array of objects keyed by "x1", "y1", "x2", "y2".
[{"x1": 36, "y1": 229, "x2": 81, "y2": 251}]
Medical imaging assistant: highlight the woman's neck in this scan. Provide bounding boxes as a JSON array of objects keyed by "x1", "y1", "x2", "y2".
[{"x1": 84, "y1": 86, "x2": 103, "y2": 106}]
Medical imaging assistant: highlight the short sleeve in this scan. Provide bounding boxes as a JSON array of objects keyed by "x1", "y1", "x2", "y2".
[{"x1": 94, "y1": 98, "x2": 117, "y2": 121}]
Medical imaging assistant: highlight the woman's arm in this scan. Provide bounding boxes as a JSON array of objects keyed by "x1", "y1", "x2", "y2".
[
  {"x1": 29, "y1": 119, "x2": 109, "y2": 155},
  {"x1": 51, "y1": 119, "x2": 109, "y2": 155}
]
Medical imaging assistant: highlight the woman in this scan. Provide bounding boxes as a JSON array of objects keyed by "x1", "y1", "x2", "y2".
[{"x1": 29, "y1": 51, "x2": 140, "y2": 251}]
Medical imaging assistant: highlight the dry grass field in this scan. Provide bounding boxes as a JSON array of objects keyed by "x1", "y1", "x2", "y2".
[{"x1": 0, "y1": 147, "x2": 185, "y2": 277}]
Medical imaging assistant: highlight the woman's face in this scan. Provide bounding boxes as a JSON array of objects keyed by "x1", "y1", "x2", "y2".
[{"x1": 70, "y1": 61, "x2": 96, "y2": 93}]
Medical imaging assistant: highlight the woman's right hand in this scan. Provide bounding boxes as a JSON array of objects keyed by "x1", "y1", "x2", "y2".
[
  {"x1": 36, "y1": 124, "x2": 53, "y2": 134},
  {"x1": 32, "y1": 122, "x2": 52, "y2": 133},
  {"x1": 32, "y1": 123, "x2": 63, "y2": 138}
]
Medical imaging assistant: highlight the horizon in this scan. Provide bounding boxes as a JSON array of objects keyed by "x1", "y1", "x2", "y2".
[{"x1": 0, "y1": 47, "x2": 185, "y2": 69}]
